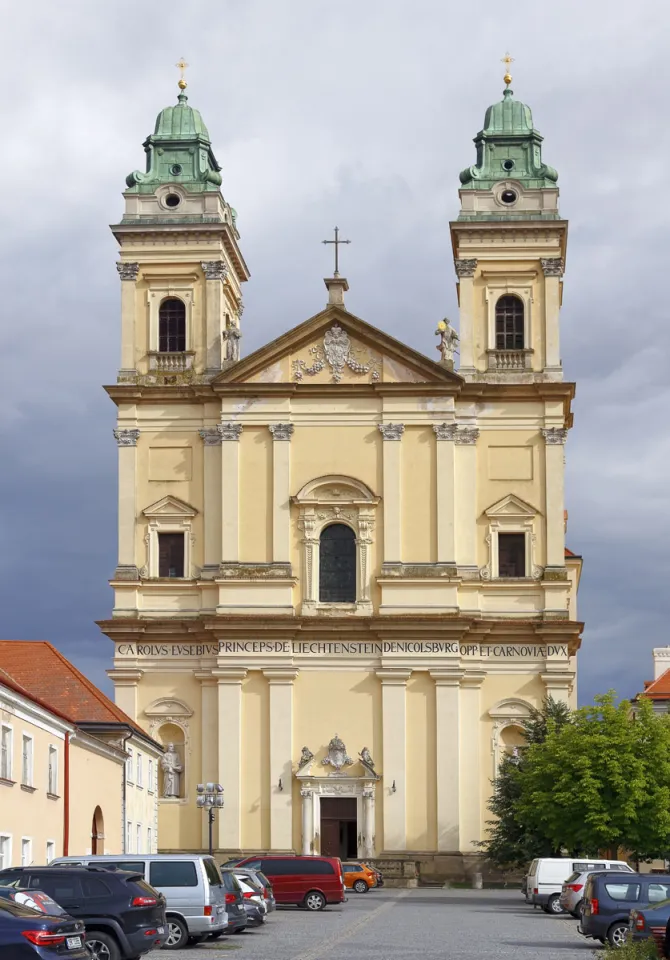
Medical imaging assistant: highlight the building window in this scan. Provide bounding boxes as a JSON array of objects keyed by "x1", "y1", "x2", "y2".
[
  {"x1": 21, "y1": 838, "x2": 31, "y2": 866},
  {"x1": 126, "y1": 748, "x2": 133, "y2": 784},
  {"x1": 0, "y1": 835, "x2": 11, "y2": 870},
  {"x1": 147, "y1": 827, "x2": 152, "y2": 853},
  {"x1": 137, "y1": 752, "x2": 143, "y2": 788},
  {"x1": 495, "y1": 295, "x2": 524, "y2": 350},
  {"x1": 137, "y1": 823, "x2": 142, "y2": 854},
  {"x1": 498, "y1": 533, "x2": 526, "y2": 577},
  {"x1": 1, "y1": 725, "x2": 12, "y2": 780},
  {"x1": 46, "y1": 840, "x2": 55, "y2": 863},
  {"x1": 319, "y1": 524, "x2": 357, "y2": 603},
  {"x1": 126, "y1": 821, "x2": 132, "y2": 854},
  {"x1": 158, "y1": 298, "x2": 186, "y2": 353},
  {"x1": 21, "y1": 736, "x2": 33, "y2": 787},
  {"x1": 158, "y1": 533, "x2": 185, "y2": 578},
  {"x1": 48, "y1": 746, "x2": 58, "y2": 795},
  {"x1": 148, "y1": 759, "x2": 154, "y2": 794}
]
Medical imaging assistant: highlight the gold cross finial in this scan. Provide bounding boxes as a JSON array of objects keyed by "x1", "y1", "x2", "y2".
[
  {"x1": 501, "y1": 52, "x2": 514, "y2": 87},
  {"x1": 176, "y1": 58, "x2": 189, "y2": 91}
]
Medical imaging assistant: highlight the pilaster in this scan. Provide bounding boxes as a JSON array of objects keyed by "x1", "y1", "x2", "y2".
[
  {"x1": 378, "y1": 424, "x2": 404, "y2": 562},
  {"x1": 454, "y1": 427, "x2": 479, "y2": 574},
  {"x1": 116, "y1": 262, "x2": 139, "y2": 376},
  {"x1": 201, "y1": 261, "x2": 228, "y2": 373},
  {"x1": 109, "y1": 668, "x2": 143, "y2": 720},
  {"x1": 269, "y1": 424, "x2": 294, "y2": 563},
  {"x1": 431, "y1": 670, "x2": 463, "y2": 852},
  {"x1": 454, "y1": 259, "x2": 477, "y2": 376},
  {"x1": 300, "y1": 788, "x2": 314, "y2": 855},
  {"x1": 376, "y1": 668, "x2": 411, "y2": 851},
  {"x1": 196, "y1": 674, "x2": 219, "y2": 850},
  {"x1": 542, "y1": 427, "x2": 568, "y2": 571},
  {"x1": 541, "y1": 258, "x2": 564, "y2": 377},
  {"x1": 113, "y1": 428, "x2": 140, "y2": 580},
  {"x1": 433, "y1": 424, "x2": 457, "y2": 563},
  {"x1": 459, "y1": 672, "x2": 485, "y2": 853},
  {"x1": 199, "y1": 428, "x2": 223, "y2": 576},
  {"x1": 264, "y1": 669, "x2": 299, "y2": 851},
  {"x1": 213, "y1": 669, "x2": 247, "y2": 850},
  {"x1": 220, "y1": 423, "x2": 242, "y2": 562}
]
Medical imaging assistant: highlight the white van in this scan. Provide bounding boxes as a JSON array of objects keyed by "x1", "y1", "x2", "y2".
[{"x1": 526, "y1": 857, "x2": 632, "y2": 914}]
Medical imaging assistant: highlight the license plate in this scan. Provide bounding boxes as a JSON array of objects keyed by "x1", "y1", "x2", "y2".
[
  {"x1": 66, "y1": 936, "x2": 82, "y2": 949},
  {"x1": 157, "y1": 926, "x2": 165, "y2": 934}
]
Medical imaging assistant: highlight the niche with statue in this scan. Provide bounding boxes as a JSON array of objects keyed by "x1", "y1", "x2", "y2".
[{"x1": 157, "y1": 722, "x2": 185, "y2": 799}]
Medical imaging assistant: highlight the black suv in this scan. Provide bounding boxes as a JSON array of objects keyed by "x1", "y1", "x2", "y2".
[{"x1": 0, "y1": 865, "x2": 167, "y2": 960}]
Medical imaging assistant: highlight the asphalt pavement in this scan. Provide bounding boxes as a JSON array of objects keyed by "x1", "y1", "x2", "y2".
[{"x1": 149, "y1": 887, "x2": 598, "y2": 959}]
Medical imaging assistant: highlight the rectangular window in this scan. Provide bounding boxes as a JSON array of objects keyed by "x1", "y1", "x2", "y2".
[
  {"x1": 148, "y1": 759, "x2": 154, "y2": 793},
  {"x1": 137, "y1": 752, "x2": 142, "y2": 787},
  {"x1": 149, "y1": 860, "x2": 198, "y2": 887},
  {"x1": 0, "y1": 725, "x2": 12, "y2": 780},
  {"x1": 158, "y1": 533, "x2": 185, "y2": 578},
  {"x1": 498, "y1": 533, "x2": 526, "y2": 577},
  {"x1": 48, "y1": 745, "x2": 58, "y2": 795},
  {"x1": 606, "y1": 883, "x2": 640, "y2": 902},
  {"x1": 21, "y1": 736, "x2": 33, "y2": 786},
  {"x1": 147, "y1": 827, "x2": 152, "y2": 853},
  {"x1": 126, "y1": 748, "x2": 133, "y2": 783},
  {"x1": 648, "y1": 883, "x2": 670, "y2": 903},
  {"x1": 126, "y1": 821, "x2": 132, "y2": 854},
  {"x1": 136, "y1": 823, "x2": 142, "y2": 854},
  {"x1": 21, "y1": 838, "x2": 31, "y2": 866},
  {"x1": 46, "y1": 841, "x2": 55, "y2": 863},
  {"x1": 0, "y1": 835, "x2": 11, "y2": 870}
]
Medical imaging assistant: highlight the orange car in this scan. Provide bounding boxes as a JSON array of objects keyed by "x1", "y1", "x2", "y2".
[{"x1": 342, "y1": 862, "x2": 378, "y2": 893}]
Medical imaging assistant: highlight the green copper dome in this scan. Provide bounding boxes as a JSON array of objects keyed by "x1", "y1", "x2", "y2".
[
  {"x1": 481, "y1": 87, "x2": 534, "y2": 136},
  {"x1": 153, "y1": 92, "x2": 210, "y2": 140}
]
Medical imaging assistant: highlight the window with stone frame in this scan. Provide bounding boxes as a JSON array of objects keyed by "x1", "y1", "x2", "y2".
[
  {"x1": 495, "y1": 295, "x2": 524, "y2": 350},
  {"x1": 158, "y1": 298, "x2": 186, "y2": 353},
  {"x1": 497, "y1": 533, "x2": 526, "y2": 577},
  {"x1": 319, "y1": 524, "x2": 357, "y2": 602},
  {"x1": 158, "y1": 533, "x2": 185, "y2": 578}
]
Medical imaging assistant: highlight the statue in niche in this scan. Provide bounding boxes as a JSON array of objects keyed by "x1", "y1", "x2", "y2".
[
  {"x1": 435, "y1": 318, "x2": 459, "y2": 368},
  {"x1": 160, "y1": 743, "x2": 183, "y2": 798},
  {"x1": 298, "y1": 746, "x2": 314, "y2": 769}
]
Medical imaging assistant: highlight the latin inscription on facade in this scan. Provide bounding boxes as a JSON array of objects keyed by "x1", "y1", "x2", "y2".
[{"x1": 116, "y1": 641, "x2": 569, "y2": 659}]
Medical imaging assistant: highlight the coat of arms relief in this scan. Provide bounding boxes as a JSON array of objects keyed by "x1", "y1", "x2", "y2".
[{"x1": 292, "y1": 324, "x2": 381, "y2": 383}]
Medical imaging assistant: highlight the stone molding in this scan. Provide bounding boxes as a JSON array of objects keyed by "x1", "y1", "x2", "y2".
[
  {"x1": 199, "y1": 427, "x2": 223, "y2": 446},
  {"x1": 540, "y1": 257, "x2": 564, "y2": 278},
  {"x1": 454, "y1": 426, "x2": 479, "y2": 445},
  {"x1": 113, "y1": 564, "x2": 140, "y2": 581},
  {"x1": 541, "y1": 427, "x2": 568, "y2": 445},
  {"x1": 432, "y1": 423, "x2": 458, "y2": 441},
  {"x1": 116, "y1": 262, "x2": 139, "y2": 281},
  {"x1": 218, "y1": 562, "x2": 293, "y2": 580},
  {"x1": 378, "y1": 423, "x2": 404, "y2": 441},
  {"x1": 113, "y1": 428, "x2": 140, "y2": 446},
  {"x1": 454, "y1": 258, "x2": 477, "y2": 278},
  {"x1": 219, "y1": 422, "x2": 243, "y2": 441},
  {"x1": 200, "y1": 260, "x2": 229, "y2": 280},
  {"x1": 380, "y1": 562, "x2": 457, "y2": 579},
  {"x1": 269, "y1": 423, "x2": 294, "y2": 442}
]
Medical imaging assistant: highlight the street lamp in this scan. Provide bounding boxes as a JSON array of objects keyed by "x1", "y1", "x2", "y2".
[{"x1": 196, "y1": 782, "x2": 224, "y2": 856}]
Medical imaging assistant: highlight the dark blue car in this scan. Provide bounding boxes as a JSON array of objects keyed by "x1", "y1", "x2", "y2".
[{"x1": 0, "y1": 895, "x2": 88, "y2": 957}]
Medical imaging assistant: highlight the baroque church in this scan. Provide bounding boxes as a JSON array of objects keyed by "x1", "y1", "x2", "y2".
[{"x1": 101, "y1": 66, "x2": 583, "y2": 879}]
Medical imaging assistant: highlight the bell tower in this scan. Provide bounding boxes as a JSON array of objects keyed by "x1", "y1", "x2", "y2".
[
  {"x1": 451, "y1": 65, "x2": 566, "y2": 382},
  {"x1": 112, "y1": 73, "x2": 249, "y2": 384}
]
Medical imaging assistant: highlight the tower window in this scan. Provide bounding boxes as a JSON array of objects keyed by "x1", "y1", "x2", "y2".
[
  {"x1": 158, "y1": 533, "x2": 185, "y2": 578},
  {"x1": 159, "y1": 298, "x2": 186, "y2": 353},
  {"x1": 165, "y1": 193, "x2": 181, "y2": 208},
  {"x1": 502, "y1": 159, "x2": 515, "y2": 172},
  {"x1": 500, "y1": 189, "x2": 518, "y2": 204},
  {"x1": 319, "y1": 524, "x2": 356, "y2": 603},
  {"x1": 495, "y1": 295, "x2": 524, "y2": 350},
  {"x1": 498, "y1": 533, "x2": 525, "y2": 577}
]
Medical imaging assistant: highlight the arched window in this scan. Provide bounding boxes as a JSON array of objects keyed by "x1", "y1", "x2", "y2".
[
  {"x1": 159, "y1": 298, "x2": 186, "y2": 353},
  {"x1": 319, "y1": 524, "x2": 356, "y2": 603},
  {"x1": 495, "y1": 295, "x2": 524, "y2": 350}
]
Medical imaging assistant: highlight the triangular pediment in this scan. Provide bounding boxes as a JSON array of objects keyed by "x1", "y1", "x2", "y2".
[
  {"x1": 484, "y1": 494, "x2": 539, "y2": 518},
  {"x1": 213, "y1": 306, "x2": 462, "y2": 387},
  {"x1": 142, "y1": 496, "x2": 198, "y2": 519}
]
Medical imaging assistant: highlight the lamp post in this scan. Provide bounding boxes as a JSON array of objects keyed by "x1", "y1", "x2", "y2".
[{"x1": 196, "y1": 782, "x2": 224, "y2": 856}]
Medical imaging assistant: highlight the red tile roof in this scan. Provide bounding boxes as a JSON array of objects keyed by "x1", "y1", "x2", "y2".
[
  {"x1": 640, "y1": 669, "x2": 670, "y2": 700},
  {"x1": 565, "y1": 547, "x2": 576, "y2": 557},
  {"x1": 0, "y1": 641, "x2": 148, "y2": 738}
]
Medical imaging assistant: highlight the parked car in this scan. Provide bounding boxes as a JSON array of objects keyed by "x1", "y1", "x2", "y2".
[
  {"x1": 0, "y1": 888, "x2": 67, "y2": 917},
  {"x1": 232, "y1": 873, "x2": 267, "y2": 927},
  {"x1": 580, "y1": 872, "x2": 670, "y2": 948},
  {"x1": 630, "y1": 899, "x2": 670, "y2": 953},
  {"x1": 218, "y1": 871, "x2": 247, "y2": 936},
  {"x1": 49, "y1": 853, "x2": 227, "y2": 949},
  {"x1": 235, "y1": 855, "x2": 345, "y2": 910},
  {"x1": 0, "y1": 895, "x2": 88, "y2": 958},
  {"x1": 253, "y1": 871, "x2": 276, "y2": 912},
  {"x1": 0, "y1": 865, "x2": 166, "y2": 959},
  {"x1": 560, "y1": 867, "x2": 633, "y2": 918},
  {"x1": 526, "y1": 857, "x2": 632, "y2": 914},
  {"x1": 342, "y1": 863, "x2": 377, "y2": 893}
]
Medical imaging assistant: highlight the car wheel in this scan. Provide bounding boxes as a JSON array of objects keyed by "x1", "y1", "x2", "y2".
[
  {"x1": 162, "y1": 917, "x2": 189, "y2": 950},
  {"x1": 86, "y1": 932, "x2": 120, "y2": 960},
  {"x1": 608, "y1": 922, "x2": 629, "y2": 948},
  {"x1": 353, "y1": 879, "x2": 369, "y2": 894},
  {"x1": 304, "y1": 890, "x2": 327, "y2": 911},
  {"x1": 547, "y1": 894, "x2": 564, "y2": 914},
  {"x1": 570, "y1": 900, "x2": 584, "y2": 919}
]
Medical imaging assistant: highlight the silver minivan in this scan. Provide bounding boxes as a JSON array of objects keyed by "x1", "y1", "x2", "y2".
[{"x1": 50, "y1": 854, "x2": 227, "y2": 949}]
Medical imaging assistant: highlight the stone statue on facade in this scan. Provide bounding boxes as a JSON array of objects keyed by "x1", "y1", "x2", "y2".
[
  {"x1": 160, "y1": 743, "x2": 183, "y2": 798},
  {"x1": 322, "y1": 734, "x2": 353, "y2": 772},
  {"x1": 435, "y1": 318, "x2": 459, "y2": 368},
  {"x1": 222, "y1": 326, "x2": 241, "y2": 362},
  {"x1": 359, "y1": 747, "x2": 377, "y2": 777},
  {"x1": 298, "y1": 746, "x2": 314, "y2": 769}
]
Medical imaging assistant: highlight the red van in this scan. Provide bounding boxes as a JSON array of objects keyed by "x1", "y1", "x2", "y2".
[{"x1": 234, "y1": 856, "x2": 345, "y2": 911}]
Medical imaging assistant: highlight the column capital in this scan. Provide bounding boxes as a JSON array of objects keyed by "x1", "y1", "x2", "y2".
[
  {"x1": 263, "y1": 668, "x2": 300, "y2": 683},
  {"x1": 300, "y1": 787, "x2": 314, "y2": 798},
  {"x1": 433, "y1": 422, "x2": 458, "y2": 441},
  {"x1": 113, "y1": 428, "x2": 140, "y2": 447},
  {"x1": 219, "y1": 422, "x2": 243, "y2": 441},
  {"x1": 269, "y1": 423, "x2": 294, "y2": 442},
  {"x1": 212, "y1": 668, "x2": 248, "y2": 683},
  {"x1": 540, "y1": 257, "x2": 564, "y2": 278},
  {"x1": 375, "y1": 668, "x2": 412, "y2": 684},
  {"x1": 430, "y1": 669, "x2": 465, "y2": 686},
  {"x1": 454, "y1": 258, "x2": 477, "y2": 278},
  {"x1": 107, "y1": 668, "x2": 144, "y2": 684},
  {"x1": 460, "y1": 671, "x2": 486, "y2": 689},
  {"x1": 116, "y1": 261, "x2": 139, "y2": 281},
  {"x1": 454, "y1": 426, "x2": 479, "y2": 445},
  {"x1": 199, "y1": 427, "x2": 223, "y2": 446},
  {"x1": 201, "y1": 260, "x2": 229, "y2": 281},
  {"x1": 542, "y1": 427, "x2": 568, "y2": 445},
  {"x1": 378, "y1": 423, "x2": 404, "y2": 441}
]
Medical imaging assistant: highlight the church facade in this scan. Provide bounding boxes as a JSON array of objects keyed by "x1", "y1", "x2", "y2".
[{"x1": 101, "y1": 71, "x2": 583, "y2": 879}]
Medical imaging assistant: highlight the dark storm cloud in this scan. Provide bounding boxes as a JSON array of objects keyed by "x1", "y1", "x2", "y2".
[{"x1": 2, "y1": 0, "x2": 668, "y2": 702}]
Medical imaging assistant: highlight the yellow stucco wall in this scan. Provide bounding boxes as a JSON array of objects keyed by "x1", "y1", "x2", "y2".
[
  {"x1": 406, "y1": 672, "x2": 437, "y2": 850},
  {"x1": 68, "y1": 740, "x2": 123, "y2": 856}
]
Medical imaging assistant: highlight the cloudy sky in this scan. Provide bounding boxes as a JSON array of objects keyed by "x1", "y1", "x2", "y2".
[{"x1": 2, "y1": 0, "x2": 668, "y2": 705}]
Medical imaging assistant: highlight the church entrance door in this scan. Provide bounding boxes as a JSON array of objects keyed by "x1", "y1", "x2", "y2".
[{"x1": 320, "y1": 797, "x2": 357, "y2": 859}]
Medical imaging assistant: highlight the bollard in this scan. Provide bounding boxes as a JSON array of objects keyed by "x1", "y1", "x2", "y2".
[{"x1": 472, "y1": 872, "x2": 483, "y2": 890}]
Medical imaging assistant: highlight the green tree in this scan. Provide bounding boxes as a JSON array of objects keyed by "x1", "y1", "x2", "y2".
[
  {"x1": 519, "y1": 692, "x2": 670, "y2": 859},
  {"x1": 481, "y1": 696, "x2": 571, "y2": 869}
]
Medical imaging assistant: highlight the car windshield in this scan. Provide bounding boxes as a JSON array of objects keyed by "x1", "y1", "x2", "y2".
[
  {"x1": 564, "y1": 872, "x2": 581, "y2": 884},
  {"x1": 0, "y1": 898, "x2": 45, "y2": 918},
  {"x1": 255, "y1": 872, "x2": 271, "y2": 888},
  {"x1": 236, "y1": 874, "x2": 262, "y2": 891}
]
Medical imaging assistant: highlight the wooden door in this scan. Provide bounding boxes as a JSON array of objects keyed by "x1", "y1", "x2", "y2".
[{"x1": 320, "y1": 819, "x2": 340, "y2": 857}]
